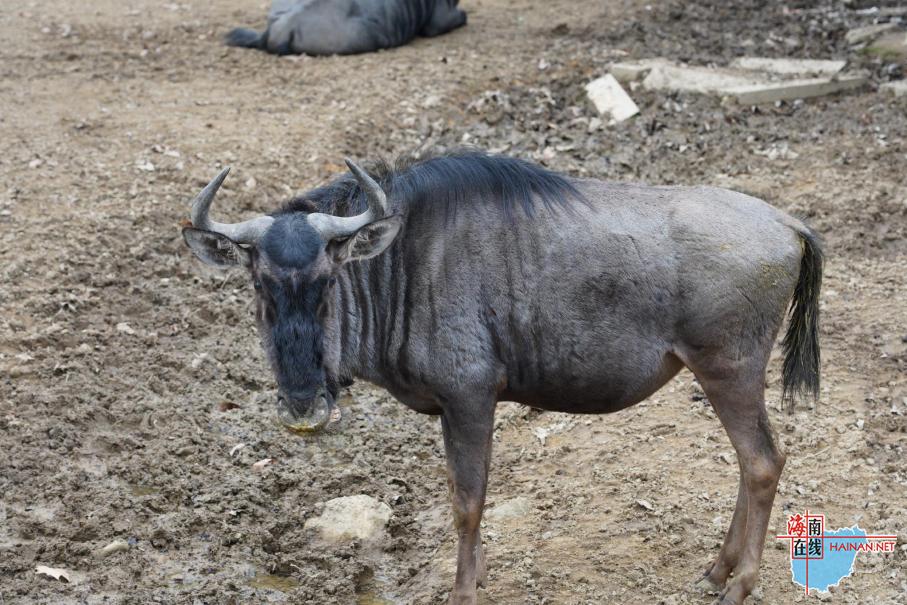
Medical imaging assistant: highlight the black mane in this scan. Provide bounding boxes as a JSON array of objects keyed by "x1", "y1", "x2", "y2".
[{"x1": 277, "y1": 151, "x2": 585, "y2": 222}]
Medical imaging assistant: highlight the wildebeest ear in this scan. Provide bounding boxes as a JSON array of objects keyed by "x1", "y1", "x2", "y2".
[
  {"x1": 330, "y1": 216, "x2": 403, "y2": 264},
  {"x1": 182, "y1": 228, "x2": 251, "y2": 268}
]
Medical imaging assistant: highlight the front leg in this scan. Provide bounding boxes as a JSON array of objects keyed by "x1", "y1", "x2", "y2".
[{"x1": 441, "y1": 400, "x2": 495, "y2": 605}]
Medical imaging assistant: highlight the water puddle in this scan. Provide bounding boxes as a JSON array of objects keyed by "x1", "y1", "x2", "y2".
[
  {"x1": 129, "y1": 484, "x2": 158, "y2": 497},
  {"x1": 356, "y1": 591, "x2": 395, "y2": 605},
  {"x1": 247, "y1": 573, "x2": 300, "y2": 593}
]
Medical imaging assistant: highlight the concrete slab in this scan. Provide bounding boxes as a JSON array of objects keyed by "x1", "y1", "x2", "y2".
[
  {"x1": 880, "y1": 80, "x2": 907, "y2": 97},
  {"x1": 846, "y1": 23, "x2": 899, "y2": 45},
  {"x1": 610, "y1": 58, "x2": 669, "y2": 83},
  {"x1": 729, "y1": 57, "x2": 846, "y2": 76},
  {"x1": 585, "y1": 74, "x2": 639, "y2": 122},
  {"x1": 725, "y1": 72, "x2": 869, "y2": 104},
  {"x1": 641, "y1": 64, "x2": 763, "y2": 95}
]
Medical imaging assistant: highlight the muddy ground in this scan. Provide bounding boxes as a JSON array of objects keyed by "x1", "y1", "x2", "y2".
[{"x1": 1, "y1": 0, "x2": 906, "y2": 603}]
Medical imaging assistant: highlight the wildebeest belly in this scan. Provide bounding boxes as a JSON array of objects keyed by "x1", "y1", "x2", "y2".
[
  {"x1": 496, "y1": 321, "x2": 684, "y2": 414},
  {"x1": 484, "y1": 207, "x2": 683, "y2": 413}
]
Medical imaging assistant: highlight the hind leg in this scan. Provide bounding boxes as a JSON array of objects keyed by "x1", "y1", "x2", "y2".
[
  {"x1": 697, "y1": 476, "x2": 747, "y2": 590},
  {"x1": 691, "y1": 364, "x2": 786, "y2": 605}
]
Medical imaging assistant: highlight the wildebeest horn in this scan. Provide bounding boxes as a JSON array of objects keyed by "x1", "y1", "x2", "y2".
[
  {"x1": 306, "y1": 158, "x2": 389, "y2": 240},
  {"x1": 190, "y1": 167, "x2": 274, "y2": 244}
]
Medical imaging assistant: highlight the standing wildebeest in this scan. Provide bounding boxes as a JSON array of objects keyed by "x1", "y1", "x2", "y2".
[
  {"x1": 226, "y1": 0, "x2": 467, "y2": 55},
  {"x1": 182, "y1": 152, "x2": 822, "y2": 605}
]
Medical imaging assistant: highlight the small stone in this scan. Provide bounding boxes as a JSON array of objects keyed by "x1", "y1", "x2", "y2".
[
  {"x1": 879, "y1": 80, "x2": 907, "y2": 97},
  {"x1": 115, "y1": 322, "x2": 136, "y2": 335},
  {"x1": 251, "y1": 458, "x2": 273, "y2": 471},
  {"x1": 421, "y1": 94, "x2": 442, "y2": 108},
  {"x1": 486, "y1": 496, "x2": 531, "y2": 521},
  {"x1": 636, "y1": 499, "x2": 655, "y2": 511},
  {"x1": 304, "y1": 495, "x2": 392, "y2": 543},
  {"x1": 95, "y1": 539, "x2": 129, "y2": 558}
]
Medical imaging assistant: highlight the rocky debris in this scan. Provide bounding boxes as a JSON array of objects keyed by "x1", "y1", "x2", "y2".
[
  {"x1": 881, "y1": 80, "x2": 907, "y2": 97},
  {"x1": 485, "y1": 496, "x2": 531, "y2": 521},
  {"x1": 304, "y1": 495, "x2": 392, "y2": 543},
  {"x1": 584, "y1": 74, "x2": 639, "y2": 123},
  {"x1": 729, "y1": 57, "x2": 846, "y2": 76},
  {"x1": 845, "y1": 23, "x2": 900, "y2": 46}
]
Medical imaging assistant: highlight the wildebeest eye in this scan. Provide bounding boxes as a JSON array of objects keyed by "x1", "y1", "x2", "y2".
[{"x1": 253, "y1": 279, "x2": 262, "y2": 291}]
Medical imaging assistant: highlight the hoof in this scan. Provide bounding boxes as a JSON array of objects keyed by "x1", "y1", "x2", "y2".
[
  {"x1": 693, "y1": 575, "x2": 722, "y2": 595},
  {"x1": 447, "y1": 594, "x2": 477, "y2": 605},
  {"x1": 476, "y1": 547, "x2": 487, "y2": 588},
  {"x1": 715, "y1": 582, "x2": 745, "y2": 605}
]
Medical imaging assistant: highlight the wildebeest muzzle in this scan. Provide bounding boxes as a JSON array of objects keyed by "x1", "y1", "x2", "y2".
[{"x1": 276, "y1": 385, "x2": 341, "y2": 432}]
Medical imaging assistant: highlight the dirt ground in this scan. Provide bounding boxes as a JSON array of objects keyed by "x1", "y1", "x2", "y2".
[{"x1": 1, "y1": 0, "x2": 905, "y2": 603}]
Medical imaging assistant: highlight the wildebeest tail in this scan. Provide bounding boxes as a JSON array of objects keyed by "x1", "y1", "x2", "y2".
[
  {"x1": 781, "y1": 227, "x2": 823, "y2": 411},
  {"x1": 226, "y1": 27, "x2": 266, "y2": 49}
]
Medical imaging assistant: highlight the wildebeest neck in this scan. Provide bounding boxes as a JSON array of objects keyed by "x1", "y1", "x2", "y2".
[{"x1": 329, "y1": 242, "x2": 405, "y2": 390}]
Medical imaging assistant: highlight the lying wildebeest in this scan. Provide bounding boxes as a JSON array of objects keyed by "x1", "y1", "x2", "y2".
[
  {"x1": 226, "y1": 0, "x2": 467, "y2": 55},
  {"x1": 182, "y1": 151, "x2": 822, "y2": 605}
]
